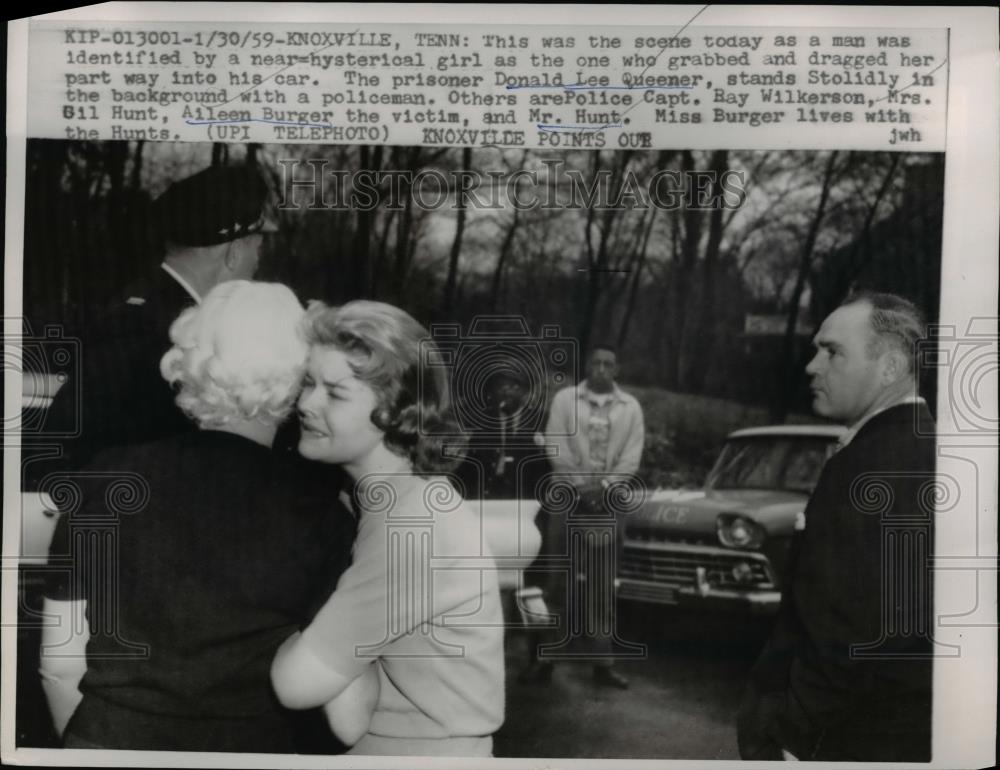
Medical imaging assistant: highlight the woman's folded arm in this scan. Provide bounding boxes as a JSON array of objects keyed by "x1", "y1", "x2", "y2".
[{"x1": 270, "y1": 630, "x2": 357, "y2": 709}]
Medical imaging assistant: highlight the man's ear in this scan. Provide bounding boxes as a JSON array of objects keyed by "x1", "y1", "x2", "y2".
[
  {"x1": 881, "y1": 348, "x2": 907, "y2": 385},
  {"x1": 222, "y1": 240, "x2": 240, "y2": 271}
]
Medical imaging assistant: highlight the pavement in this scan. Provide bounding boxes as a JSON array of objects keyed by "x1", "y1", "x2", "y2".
[
  {"x1": 15, "y1": 571, "x2": 774, "y2": 759},
  {"x1": 494, "y1": 602, "x2": 774, "y2": 760}
]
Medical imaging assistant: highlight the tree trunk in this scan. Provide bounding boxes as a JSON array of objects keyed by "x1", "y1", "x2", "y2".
[
  {"x1": 129, "y1": 141, "x2": 144, "y2": 189},
  {"x1": 351, "y1": 145, "x2": 374, "y2": 298},
  {"x1": 440, "y1": 147, "x2": 472, "y2": 316},
  {"x1": 673, "y1": 150, "x2": 703, "y2": 390},
  {"x1": 771, "y1": 150, "x2": 840, "y2": 422},
  {"x1": 391, "y1": 148, "x2": 422, "y2": 302},
  {"x1": 686, "y1": 150, "x2": 729, "y2": 391},
  {"x1": 211, "y1": 143, "x2": 228, "y2": 166},
  {"x1": 104, "y1": 143, "x2": 129, "y2": 296},
  {"x1": 579, "y1": 151, "x2": 632, "y2": 354},
  {"x1": 829, "y1": 154, "x2": 901, "y2": 302},
  {"x1": 354, "y1": 223, "x2": 372, "y2": 300},
  {"x1": 489, "y1": 205, "x2": 520, "y2": 312},
  {"x1": 617, "y1": 202, "x2": 659, "y2": 349},
  {"x1": 658, "y1": 205, "x2": 684, "y2": 388},
  {"x1": 489, "y1": 149, "x2": 529, "y2": 312},
  {"x1": 372, "y1": 207, "x2": 398, "y2": 296},
  {"x1": 392, "y1": 188, "x2": 414, "y2": 301}
]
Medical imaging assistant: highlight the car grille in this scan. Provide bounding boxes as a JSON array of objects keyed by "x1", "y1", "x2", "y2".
[
  {"x1": 620, "y1": 544, "x2": 775, "y2": 589},
  {"x1": 626, "y1": 526, "x2": 713, "y2": 546}
]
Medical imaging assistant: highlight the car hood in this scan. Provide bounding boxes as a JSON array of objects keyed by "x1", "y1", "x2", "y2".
[{"x1": 626, "y1": 488, "x2": 808, "y2": 538}]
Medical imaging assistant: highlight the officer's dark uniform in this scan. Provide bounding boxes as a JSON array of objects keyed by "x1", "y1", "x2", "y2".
[
  {"x1": 453, "y1": 364, "x2": 550, "y2": 500},
  {"x1": 26, "y1": 165, "x2": 275, "y2": 488}
]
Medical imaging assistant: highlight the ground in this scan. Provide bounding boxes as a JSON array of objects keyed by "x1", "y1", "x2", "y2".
[
  {"x1": 14, "y1": 385, "x2": 789, "y2": 757},
  {"x1": 494, "y1": 601, "x2": 774, "y2": 759},
  {"x1": 17, "y1": 581, "x2": 774, "y2": 759}
]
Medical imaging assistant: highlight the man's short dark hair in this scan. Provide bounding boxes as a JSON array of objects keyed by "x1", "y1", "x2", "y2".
[{"x1": 841, "y1": 291, "x2": 926, "y2": 374}]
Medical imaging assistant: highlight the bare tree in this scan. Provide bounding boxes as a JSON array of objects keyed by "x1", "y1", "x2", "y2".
[
  {"x1": 440, "y1": 146, "x2": 473, "y2": 315},
  {"x1": 681, "y1": 149, "x2": 729, "y2": 392},
  {"x1": 771, "y1": 150, "x2": 840, "y2": 421},
  {"x1": 211, "y1": 143, "x2": 228, "y2": 167},
  {"x1": 615, "y1": 209, "x2": 656, "y2": 349},
  {"x1": 812, "y1": 153, "x2": 901, "y2": 311},
  {"x1": 488, "y1": 150, "x2": 529, "y2": 312},
  {"x1": 129, "y1": 141, "x2": 145, "y2": 189},
  {"x1": 350, "y1": 144, "x2": 384, "y2": 298},
  {"x1": 578, "y1": 150, "x2": 634, "y2": 353}
]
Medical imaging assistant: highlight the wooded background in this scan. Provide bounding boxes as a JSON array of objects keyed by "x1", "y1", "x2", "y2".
[{"x1": 23, "y1": 140, "x2": 944, "y2": 424}]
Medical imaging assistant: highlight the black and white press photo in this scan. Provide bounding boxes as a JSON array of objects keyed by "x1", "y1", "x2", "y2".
[
  {"x1": 3, "y1": 4, "x2": 997, "y2": 770},
  {"x1": 8, "y1": 136, "x2": 948, "y2": 758}
]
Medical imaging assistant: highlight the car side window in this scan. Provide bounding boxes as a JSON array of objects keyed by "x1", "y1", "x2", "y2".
[
  {"x1": 781, "y1": 441, "x2": 831, "y2": 492},
  {"x1": 709, "y1": 439, "x2": 787, "y2": 489}
]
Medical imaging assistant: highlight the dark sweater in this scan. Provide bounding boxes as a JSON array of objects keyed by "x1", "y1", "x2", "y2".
[{"x1": 45, "y1": 430, "x2": 355, "y2": 752}]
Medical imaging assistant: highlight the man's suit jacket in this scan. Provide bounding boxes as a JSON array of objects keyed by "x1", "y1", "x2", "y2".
[
  {"x1": 739, "y1": 401, "x2": 936, "y2": 762},
  {"x1": 28, "y1": 268, "x2": 197, "y2": 487}
]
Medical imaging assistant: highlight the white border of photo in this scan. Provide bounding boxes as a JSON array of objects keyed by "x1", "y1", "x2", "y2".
[{"x1": 4, "y1": 4, "x2": 997, "y2": 770}]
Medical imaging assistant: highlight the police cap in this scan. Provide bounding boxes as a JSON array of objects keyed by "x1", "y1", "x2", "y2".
[{"x1": 154, "y1": 165, "x2": 278, "y2": 247}]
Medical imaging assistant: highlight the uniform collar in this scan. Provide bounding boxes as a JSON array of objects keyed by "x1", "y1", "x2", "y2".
[{"x1": 160, "y1": 263, "x2": 202, "y2": 303}]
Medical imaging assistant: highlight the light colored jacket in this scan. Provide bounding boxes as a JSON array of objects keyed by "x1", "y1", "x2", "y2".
[{"x1": 545, "y1": 381, "x2": 645, "y2": 486}]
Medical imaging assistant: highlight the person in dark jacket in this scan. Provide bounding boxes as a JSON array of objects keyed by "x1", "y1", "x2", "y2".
[
  {"x1": 454, "y1": 362, "x2": 550, "y2": 501},
  {"x1": 39, "y1": 281, "x2": 355, "y2": 753},
  {"x1": 29, "y1": 164, "x2": 276, "y2": 486},
  {"x1": 738, "y1": 291, "x2": 937, "y2": 762}
]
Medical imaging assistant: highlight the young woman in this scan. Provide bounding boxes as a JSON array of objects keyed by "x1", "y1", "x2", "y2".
[{"x1": 270, "y1": 300, "x2": 505, "y2": 757}]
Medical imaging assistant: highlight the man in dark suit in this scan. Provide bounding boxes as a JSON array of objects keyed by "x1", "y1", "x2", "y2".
[
  {"x1": 738, "y1": 292, "x2": 936, "y2": 762},
  {"x1": 28, "y1": 164, "x2": 276, "y2": 484}
]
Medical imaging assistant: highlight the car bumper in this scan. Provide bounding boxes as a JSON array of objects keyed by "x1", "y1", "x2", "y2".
[
  {"x1": 617, "y1": 541, "x2": 781, "y2": 615},
  {"x1": 617, "y1": 577, "x2": 781, "y2": 614}
]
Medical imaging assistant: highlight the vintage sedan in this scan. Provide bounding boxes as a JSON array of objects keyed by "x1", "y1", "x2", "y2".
[{"x1": 617, "y1": 424, "x2": 844, "y2": 614}]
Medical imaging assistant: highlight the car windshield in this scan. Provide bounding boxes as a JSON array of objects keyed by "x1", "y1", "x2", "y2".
[{"x1": 706, "y1": 436, "x2": 836, "y2": 493}]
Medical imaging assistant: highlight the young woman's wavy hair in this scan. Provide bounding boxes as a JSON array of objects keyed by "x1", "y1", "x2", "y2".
[
  {"x1": 160, "y1": 280, "x2": 307, "y2": 427},
  {"x1": 301, "y1": 300, "x2": 465, "y2": 474}
]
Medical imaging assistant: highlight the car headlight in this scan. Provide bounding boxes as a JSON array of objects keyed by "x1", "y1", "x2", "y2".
[{"x1": 716, "y1": 513, "x2": 766, "y2": 549}]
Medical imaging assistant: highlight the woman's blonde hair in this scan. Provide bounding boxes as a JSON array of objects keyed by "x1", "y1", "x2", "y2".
[
  {"x1": 160, "y1": 280, "x2": 307, "y2": 427},
  {"x1": 301, "y1": 300, "x2": 464, "y2": 473}
]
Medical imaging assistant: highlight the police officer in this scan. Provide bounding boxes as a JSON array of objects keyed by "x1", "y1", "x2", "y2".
[
  {"x1": 456, "y1": 365, "x2": 548, "y2": 501},
  {"x1": 30, "y1": 164, "x2": 277, "y2": 483}
]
